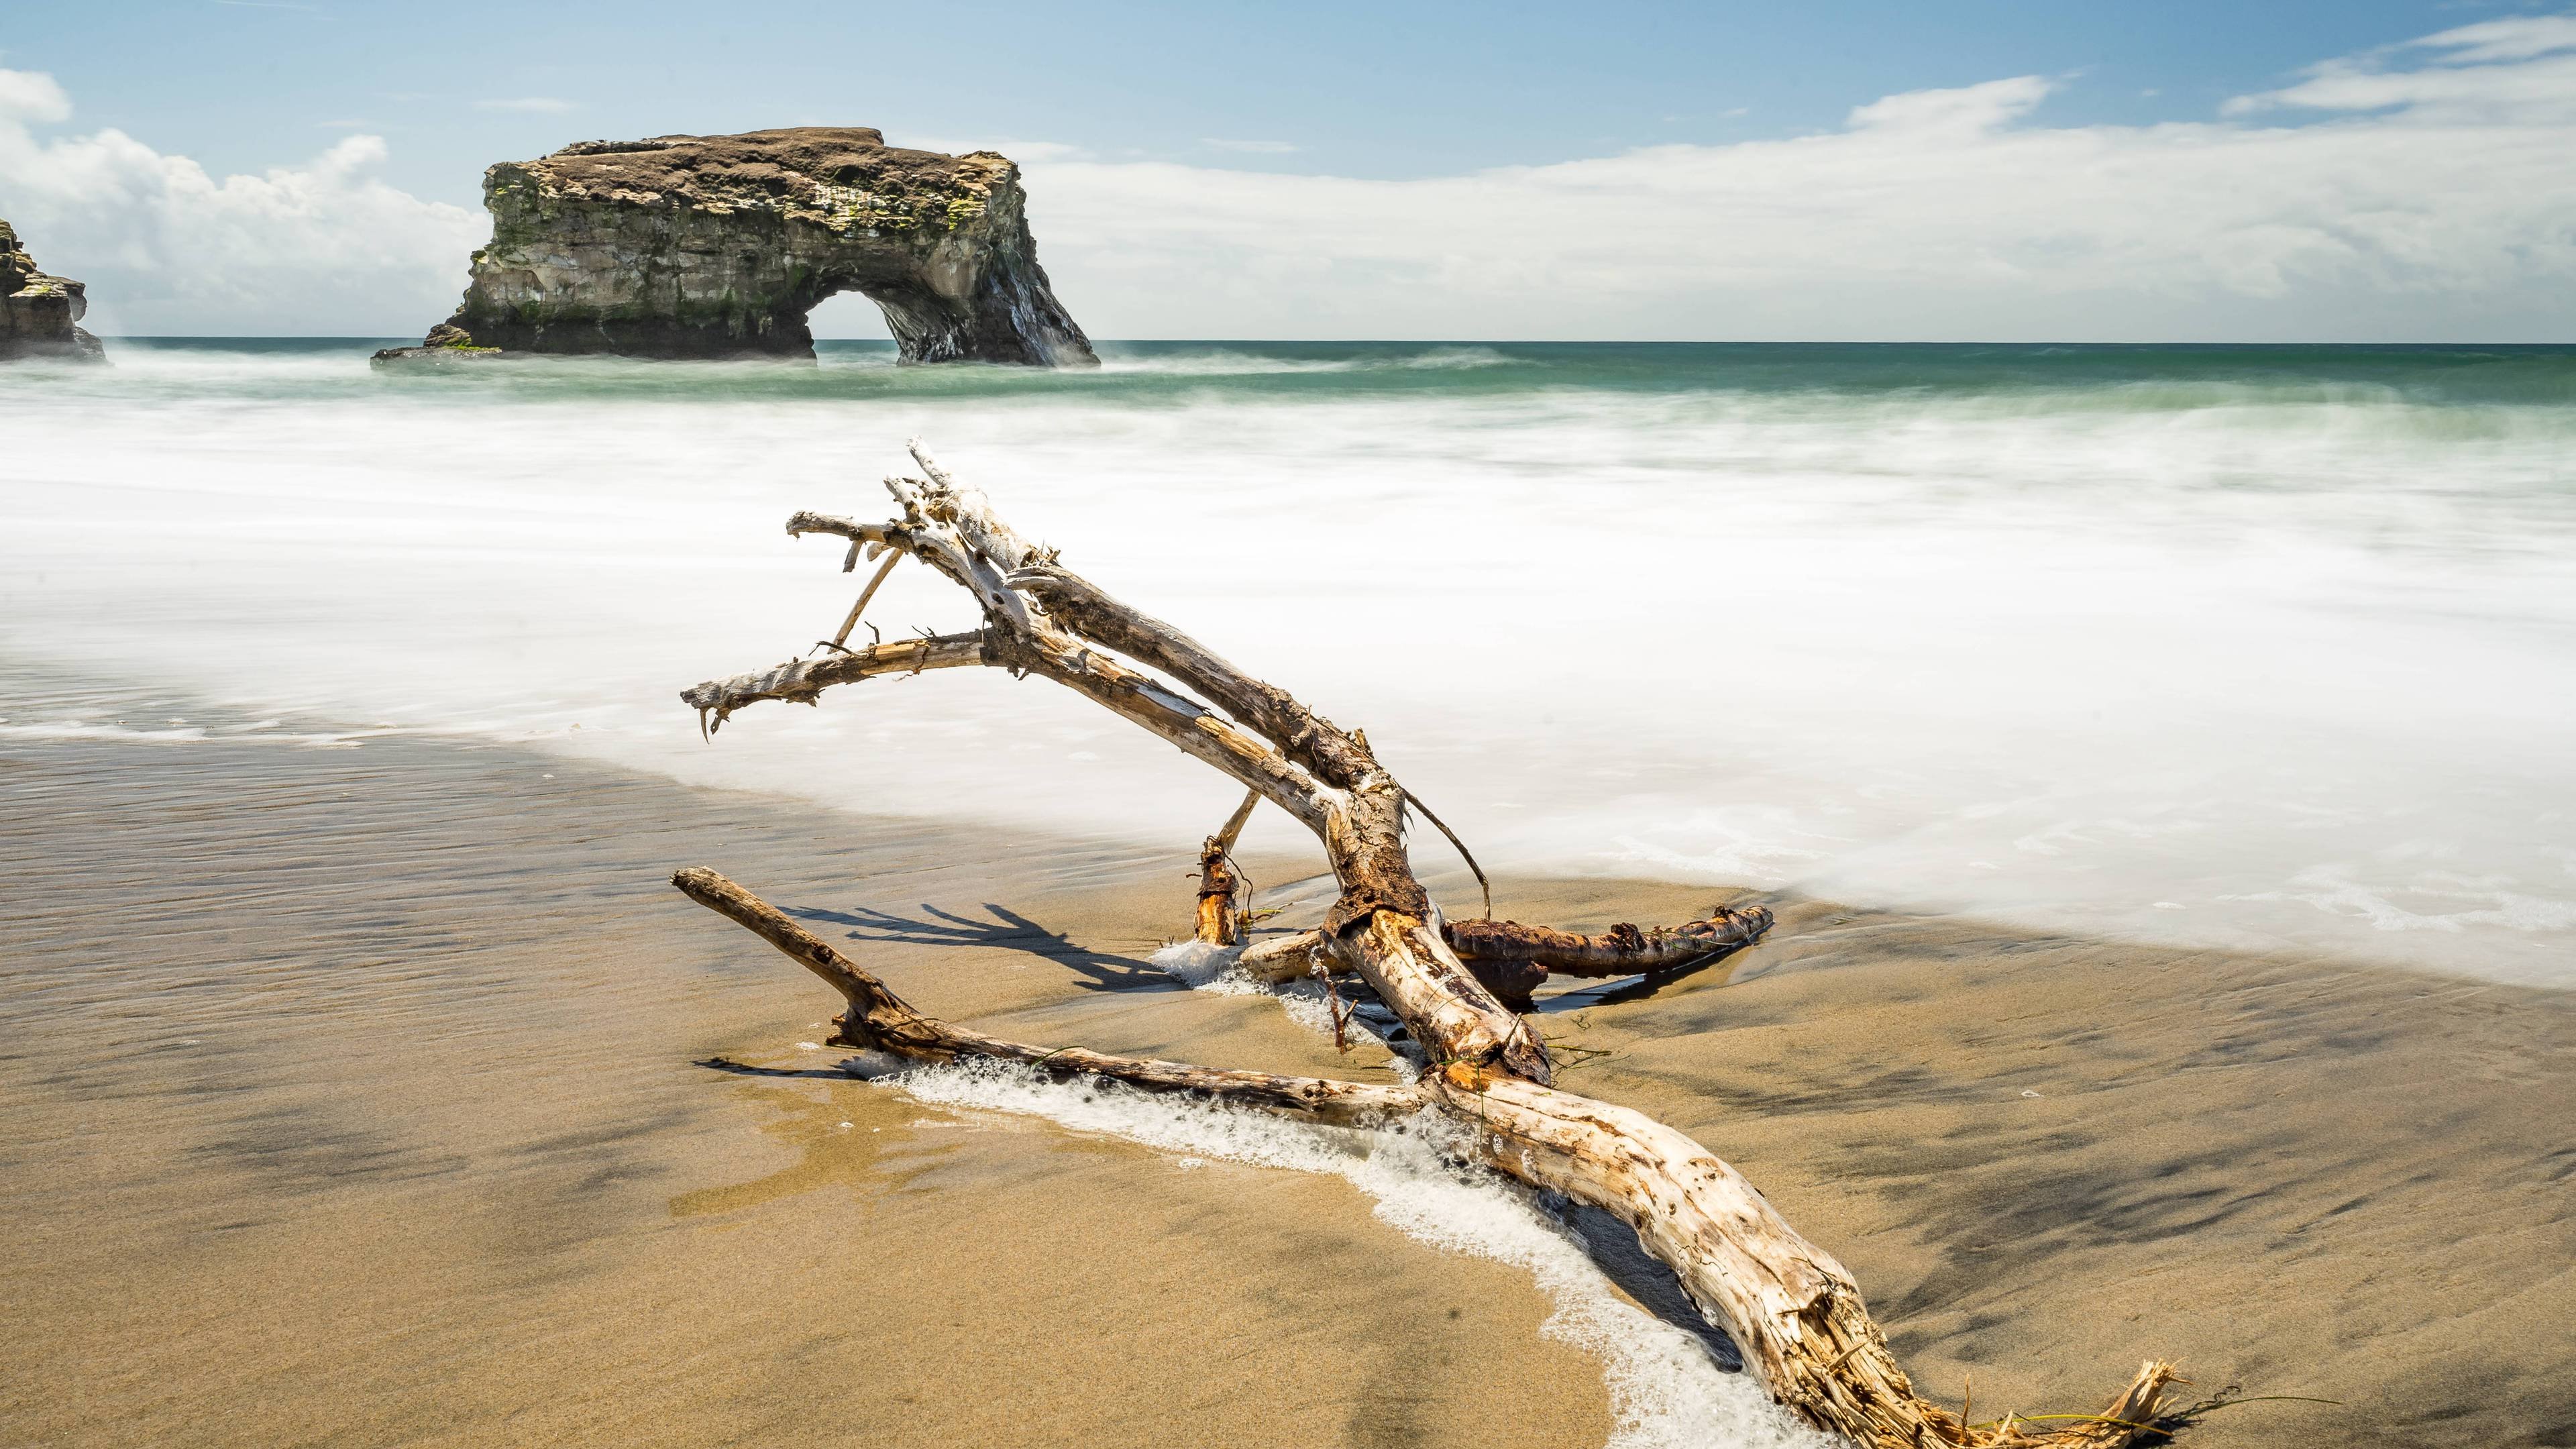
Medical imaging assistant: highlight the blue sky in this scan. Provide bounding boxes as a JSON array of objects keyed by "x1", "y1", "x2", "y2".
[
  {"x1": 5, "y1": 2, "x2": 2574, "y2": 338},
  {"x1": 5, "y1": 0, "x2": 2514, "y2": 200}
]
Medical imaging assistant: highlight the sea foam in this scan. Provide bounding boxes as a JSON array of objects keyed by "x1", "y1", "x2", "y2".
[{"x1": 1148, "y1": 939, "x2": 1397, "y2": 1053}]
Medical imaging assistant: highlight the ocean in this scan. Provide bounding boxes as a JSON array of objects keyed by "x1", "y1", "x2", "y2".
[{"x1": 5, "y1": 338, "x2": 2572, "y2": 983}]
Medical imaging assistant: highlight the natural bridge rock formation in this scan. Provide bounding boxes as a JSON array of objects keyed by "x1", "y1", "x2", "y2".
[
  {"x1": 382, "y1": 128, "x2": 1094, "y2": 366},
  {"x1": 2, "y1": 219, "x2": 106, "y2": 364}
]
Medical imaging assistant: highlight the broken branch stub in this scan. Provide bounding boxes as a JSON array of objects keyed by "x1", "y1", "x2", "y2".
[
  {"x1": 1195, "y1": 841, "x2": 1247, "y2": 946},
  {"x1": 672, "y1": 442, "x2": 2185, "y2": 1448},
  {"x1": 1193, "y1": 788, "x2": 1262, "y2": 946}
]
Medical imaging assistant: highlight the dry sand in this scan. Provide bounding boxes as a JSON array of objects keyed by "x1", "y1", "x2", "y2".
[{"x1": 3, "y1": 694, "x2": 2569, "y2": 1447}]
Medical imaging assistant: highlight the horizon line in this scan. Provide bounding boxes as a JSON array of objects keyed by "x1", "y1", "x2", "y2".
[{"x1": 87, "y1": 335, "x2": 2576, "y2": 347}]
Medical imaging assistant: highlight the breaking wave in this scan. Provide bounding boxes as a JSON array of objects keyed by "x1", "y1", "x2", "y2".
[{"x1": 6, "y1": 338, "x2": 2573, "y2": 985}]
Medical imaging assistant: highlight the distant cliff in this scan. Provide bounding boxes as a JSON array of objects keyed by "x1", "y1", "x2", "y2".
[
  {"x1": 383, "y1": 128, "x2": 1094, "y2": 366},
  {"x1": 1, "y1": 219, "x2": 106, "y2": 364}
]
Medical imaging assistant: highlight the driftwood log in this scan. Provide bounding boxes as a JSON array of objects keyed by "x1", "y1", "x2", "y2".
[{"x1": 673, "y1": 441, "x2": 2184, "y2": 1448}]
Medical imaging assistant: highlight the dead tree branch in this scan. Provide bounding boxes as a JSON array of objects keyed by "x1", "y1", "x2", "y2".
[
  {"x1": 670, "y1": 441, "x2": 2182, "y2": 1448},
  {"x1": 682, "y1": 630, "x2": 989, "y2": 736},
  {"x1": 1232, "y1": 906, "x2": 1773, "y2": 1007}
]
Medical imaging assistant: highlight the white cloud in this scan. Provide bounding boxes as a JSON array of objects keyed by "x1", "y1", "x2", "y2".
[
  {"x1": 472, "y1": 97, "x2": 576, "y2": 113},
  {"x1": 2399, "y1": 12, "x2": 2576, "y2": 64},
  {"x1": 1843, "y1": 74, "x2": 2052, "y2": 134},
  {"x1": 1008, "y1": 16, "x2": 2576, "y2": 340},
  {"x1": 0, "y1": 67, "x2": 72, "y2": 125},
  {"x1": 1201, "y1": 138, "x2": 1298, "y2": 154},
  {"x1": 0, "y1": 68, "x2": 484, "y2": 335},
  {"x1": 2224, "y1": 13, "x2": 2576, "y2": 120},
  {"x1": 8, "y1": 13, "x2": 2576, "y2": 341}
]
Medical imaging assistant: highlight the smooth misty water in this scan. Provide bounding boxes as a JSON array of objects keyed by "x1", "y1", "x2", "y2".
[{"x1": 4, "y1": 338, "x2": 2572, "y2": 983}]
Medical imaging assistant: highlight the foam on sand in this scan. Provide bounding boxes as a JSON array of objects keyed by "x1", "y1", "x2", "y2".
[
  {"x1": 1149, "y1": 938, "x2": 1399, "y2": 1053},
  {"x1": 889, "y1": 1058, "x2": 1832, "y2": 1449}
]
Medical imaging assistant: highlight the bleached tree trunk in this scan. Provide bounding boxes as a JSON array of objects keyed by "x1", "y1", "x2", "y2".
[{"x1": 672, "y1": 441, "x2": 2184, "y2": 1448}]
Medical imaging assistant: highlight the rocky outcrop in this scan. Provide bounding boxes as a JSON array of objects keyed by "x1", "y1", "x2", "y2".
[
  {"x1": 382, "y1": 128, "x2": 1094, "y2": 366},
  {"x1": 2, "y1": 219, "x2": 106, "y2": 364}
]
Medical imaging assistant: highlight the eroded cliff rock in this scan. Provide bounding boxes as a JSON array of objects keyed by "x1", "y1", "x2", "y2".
[
  {"x1": 383, "y1": 128, "x2": 1094, "y2": 366},
  {"x1": 2, "y1": 219, "x2": 106, "y2": 364}
]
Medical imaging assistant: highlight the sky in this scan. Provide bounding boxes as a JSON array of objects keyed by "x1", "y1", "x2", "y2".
[{"x1": 3, "y1": 1, "x2": 2573, "y2": 340}]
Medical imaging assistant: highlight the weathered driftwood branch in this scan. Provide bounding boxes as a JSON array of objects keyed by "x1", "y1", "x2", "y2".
[
  {"x1": 1232, "y1": 906, "x2": 1774, "y2": 1008},
  {"x1": 683, "y1": 629, "x2": 989, "y2": 737},
  {"x1": 826, "y1": 548, "x2": 904, "y2": 651},
  {"x1": 1443, "y1": 906, "x2": 1776, "y2": 1006},
  {"x1": 672, "y1": 441, "x2": 2183, "y2": 1448}
]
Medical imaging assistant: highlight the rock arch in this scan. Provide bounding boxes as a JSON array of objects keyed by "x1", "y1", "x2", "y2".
[{"x1": 392, "y1": 129, "x2": 1095, "y2": 366}]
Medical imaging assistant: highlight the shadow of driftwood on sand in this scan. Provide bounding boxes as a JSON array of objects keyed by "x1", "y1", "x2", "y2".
[
  {"x1": 789, "y1": 902, "x2": 1172, "y2": 991},
  {"x1": 1527, "y1": 947, "x2": 1752, "y2": 1014},
  {"x1": 694, "y1": 1056, "x2": 857, "y2": 1081}
]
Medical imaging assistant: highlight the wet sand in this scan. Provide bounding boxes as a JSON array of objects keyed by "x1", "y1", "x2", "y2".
[
  {"x1": 3, "y1": 704, "x2": 2570, "y2": 1447},
  {"x1": 1497, "y1": 882, "x2": 2576, "y2": 1446}
]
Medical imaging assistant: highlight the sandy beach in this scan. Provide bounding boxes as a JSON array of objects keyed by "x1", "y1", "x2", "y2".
[
  {"x1": 4, "y1": 668, "x2": 2568, "y2": 1448},
  {"x1": 9, "y1": 0, "x2": 2576, "y2": 1434}
]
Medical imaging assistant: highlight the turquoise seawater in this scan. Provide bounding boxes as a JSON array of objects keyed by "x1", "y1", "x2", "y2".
[
  {"x1": 70, "y1": 335, "x2": 2576, "y2": 404},
  {"x1": 5, "y1": 339, "x2": 2573, "y2": 981}
]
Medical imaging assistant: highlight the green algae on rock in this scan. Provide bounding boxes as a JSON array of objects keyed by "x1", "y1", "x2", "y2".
[
  {"x1": 1, "y1": 219, "x2": 107, "y2": 365},
  {"x1": 378, "y1": 128, "x2": 1095, "y2": 368}
]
